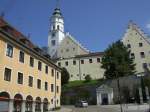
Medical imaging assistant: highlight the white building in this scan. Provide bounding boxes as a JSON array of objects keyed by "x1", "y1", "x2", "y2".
[
  {"x1": 56, "y1": 52, "x2": 105, "y2": 81},
  {"x1": 48, "y1": 7, "x2": 150, "y2": 81},
  {"x1": 122, "y1": 21, "x2": 150, "y2": 76},
  {"x1": 47, "y1": 7, "x2": 105, "y2": 81}
]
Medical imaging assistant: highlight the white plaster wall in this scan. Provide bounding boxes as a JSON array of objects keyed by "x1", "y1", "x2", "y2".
[
  {"x1": 56, "y1": 55, "x2": 104, "y2": 81},
  {"x1": 122, "y1": 25, "x2": 150, "y2": 74}
]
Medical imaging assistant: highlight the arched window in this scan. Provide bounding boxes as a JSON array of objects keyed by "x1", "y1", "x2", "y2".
[
  {"x1": 53, "y1": 25, "x2": 55, "y2": 30},
  {"x1": 43, "y1": 98, "x2": 49, "y2": 111},
  {"x1": 57, "y1": 25, "x2": 60, "y2": 30},
  {"x1": 14, "y1": 94, "x2": 23, "y2": 112},
  {"x1": 26, "y1": 95, "x2": 33, "y2": 111},
  {"x1": 35, "y1": 97, "x2": 41, "y2": 111}
]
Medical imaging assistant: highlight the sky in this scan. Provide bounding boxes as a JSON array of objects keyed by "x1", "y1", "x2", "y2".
[{"x1": 0, "y1": 0, "x2": 150, "y2": 52}]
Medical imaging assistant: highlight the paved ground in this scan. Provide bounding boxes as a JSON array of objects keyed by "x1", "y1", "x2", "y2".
[{"x1": 56, "y1": 104, "x2": 150, "y2": 112}]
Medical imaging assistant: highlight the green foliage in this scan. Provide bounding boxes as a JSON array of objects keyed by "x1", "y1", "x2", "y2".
[
  {"x1": 144, "y1": 77, "x2": 150, "y2": 88},
  {"x1": 63, "y1": 79, "x2": 100, "y2": 89},
  {"x1": 76, "y1": 88, "x2": 90, "y2": 100},
  {"x1": 61, "y1": 67, "x2": 70, "y2": 86},
  {"x1": 101, "y1": 40, "x2": 136, "y2": 79},
  {"x1": 84, "y1": 75, "x2": 92, "y2": 82}
]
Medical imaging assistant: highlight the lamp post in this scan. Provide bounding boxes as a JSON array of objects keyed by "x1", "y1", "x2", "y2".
[
  {"x1": 115, "y1": 71, "x2": 123, "y2": 112},
  {"x1": 137, "y1": 73, "x2": 145, "y2": 104}
]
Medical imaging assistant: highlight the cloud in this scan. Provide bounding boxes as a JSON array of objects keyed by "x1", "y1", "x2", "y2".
[{"x1": 146, "y1": 23, "x2": 150, "y2": 31}]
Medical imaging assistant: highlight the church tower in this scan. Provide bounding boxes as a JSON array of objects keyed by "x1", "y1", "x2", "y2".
[{"x1": 48, "y1": 6, "x2": 65, "y2": 58}]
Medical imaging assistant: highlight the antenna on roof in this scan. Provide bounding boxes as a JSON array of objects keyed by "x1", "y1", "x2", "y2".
[
  {"x1": 0, "y1": 11, "x2": 5, "y2": 18},
  {"x1": 27, "y1": 33, "x2": 31, "y2": 40}
]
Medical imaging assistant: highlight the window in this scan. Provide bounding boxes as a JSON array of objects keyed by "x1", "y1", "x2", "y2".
[
  {"x1": 45, "y1": 82, "x2": 48, "y2": 91},
  {"x1": 97, "y1": 58, "x2": 100, "y2": 63},
  {"x1": 81, "y1": 60, "x2": 84, "y2": 64},
  {"x1": 38, "y1": 61, "x2": 42, "y2": 71},
  {"x1": 51, "y1": 69, "x2": 54, "y2": 77},
  {"x1": 51, "y1": 84, "x2": 54, "y2": 92},
  {"x1": 53, "y1": 25, "x2": 55, "y2": 30},
  {"x1": 139, "y1": 43, "x2": 143, "y2": 47},
  {"x1": 6, "y1": 44, "x2": 13, "y2": 57},
  {"x1": 56, "y1": 86, "x2": 59, "y2": 93},
  {"x1": 17, "y1": 72, "x2": 23, "y2": 84},
  {"x1": 37, "y1": 79, "x2": 41, "y2": 89},
  {"x1": 45, "y1": 65, "x2": 48, "y2": 74},
  {"x1": 28, "y1": 76, "x2": 33, "y2": 87},
  {"x1": 73, "y1": 48, "x2": 75, "y2": 51},
  {"x1": 51, "y1": 40, "x2": 56, "y2": 46},
  {"x1": 73, "y1": 60, "x2": 76, "y2": 65},
  {"x1": 4, "y1": 68, "x2": 11, "y2": 81},
  {"x1": 65, "y1": 61, "x2": 68, "y2": 66},
  {"x1": 51, "y1": 99, "x2": 53, "y2": 104},
  {"x1": 57, "y1": 100, "x2": 59, "y2": 104},
  {"x1": 52, "y1": 32, "x2": 55, "y2": 37},
  {"x1": 57, "y1": 25, "x2": 60, "y2": 30},
  {"x1": 143, "y1": 63, "x2": 147, "y2": 69},
  {"x1": 89, "y1": 59, "x2": 92, "y2": 63},
  {"x1": 19, "y1": 51, "x2": 24, "y2": 63},
  {"x1": 57, "y1": 72, "x2": 59, "y2": 79},
  {"x1": 140, "y1": 52, "x2": 145, "y2": 58},
  {"x1": 127, "y1": 44, "x2": 131, "y2": 48},
  {"x1": 66, "y1": 49, "x2": 69, "y2": 52},
  {"x1": 30, "y1": 57, "x2": 34, "y2": 67},
  {"x1": 58, "y1": 62, "x2": 61, "y2": 67},
  {"x1": 131, "y1": 53, "x2": 135, "y2": 59}
]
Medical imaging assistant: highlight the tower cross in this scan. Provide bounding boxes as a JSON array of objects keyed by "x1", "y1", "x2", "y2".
[{"x1": 56, "y1": 0, "x2": 60, "y2": 8}]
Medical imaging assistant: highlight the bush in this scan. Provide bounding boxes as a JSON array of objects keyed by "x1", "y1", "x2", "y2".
[{"x1": 84, "y1": 75, "x2": 92, "y2": 82}]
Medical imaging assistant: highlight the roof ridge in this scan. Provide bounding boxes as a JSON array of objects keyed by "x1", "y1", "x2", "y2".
[{"x1": 65, "y1": 32, "x2": 90, "y2": 52}]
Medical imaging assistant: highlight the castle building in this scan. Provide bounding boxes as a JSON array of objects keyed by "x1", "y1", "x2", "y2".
[
  {"x1": 0, "y1": 17, "x2": 61, "y2": 111},
  {"x1": 48, "y1": 7, "x2": 150, "y2": 81},
  {"x1": 47, "y1": 7, "x2": 105, "y2": 81},
  {"x1": 122, "y1": 21, "x2": 150, "y2": 76}
]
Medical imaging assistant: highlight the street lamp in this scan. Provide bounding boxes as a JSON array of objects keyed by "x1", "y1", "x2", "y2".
[{"x1": 115, "y1": 71, "x2": 123, "y2": 112}]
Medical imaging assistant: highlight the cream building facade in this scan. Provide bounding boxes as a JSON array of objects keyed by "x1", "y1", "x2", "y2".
[
  {"x1": 0, "y1": 18, "x2": 61, "y2": 112},
  {"x1": 56, "y1": 52, "x2": 104, "y2": 81},
  {"x1": 122, "y1": 21, "x2": 150, "y2": 76},
  {"x1": 48, "y1": 7, "x2": 150, "y2": 81},
  {"x1": 48, "y1": 8, "x2": 105, "y2": 81}
]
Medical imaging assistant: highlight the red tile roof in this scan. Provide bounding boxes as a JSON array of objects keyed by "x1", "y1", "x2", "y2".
[{"x1": 0, "y1": 17, "x2": 35, "y2": 48}]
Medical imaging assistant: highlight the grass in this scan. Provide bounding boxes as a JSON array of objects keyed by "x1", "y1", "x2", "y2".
[{"x1": 63, "y1": 79, "x2": 104, "y2": 89}]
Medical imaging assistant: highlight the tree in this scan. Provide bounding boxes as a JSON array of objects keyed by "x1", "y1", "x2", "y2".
[
  {"x1": 61, "y1": 67, "x2": 70, "y2": 86},
  {"x1": 101, "y1": 40, "x2": 136, "y2": 112},
  {"x1": 84, "y1": 75, "x2": 92, "y2": 82},
  {"x1": 101, "y1": 40, "x2": 136, "y2": 79}
]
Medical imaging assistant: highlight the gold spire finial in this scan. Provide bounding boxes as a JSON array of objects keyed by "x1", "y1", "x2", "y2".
[{"x1": 56, "y1": 0, "x2": 60, "y2": 9}]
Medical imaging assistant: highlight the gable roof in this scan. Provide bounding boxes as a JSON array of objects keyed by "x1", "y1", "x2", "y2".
[
  {"x1": 75, "y1": 52, "x2": 104, "y2": 58},
  {"x1": 0, "y1": 17, "x2": 61, "y2": 71},
  {"x1": 122, "y1": 20, "x2": 150, "y2": 45},
  {"x1": 65, "y1": 32, "x2": 90, "y2": 53}
]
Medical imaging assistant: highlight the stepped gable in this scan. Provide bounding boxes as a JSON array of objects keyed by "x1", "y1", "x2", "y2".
[
  {"x1": 123, "y1": 20, "x2": 150, "y2": 45},
  {"x1": 65, "y1": 32, "x2": 90, "y2": 53}
]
